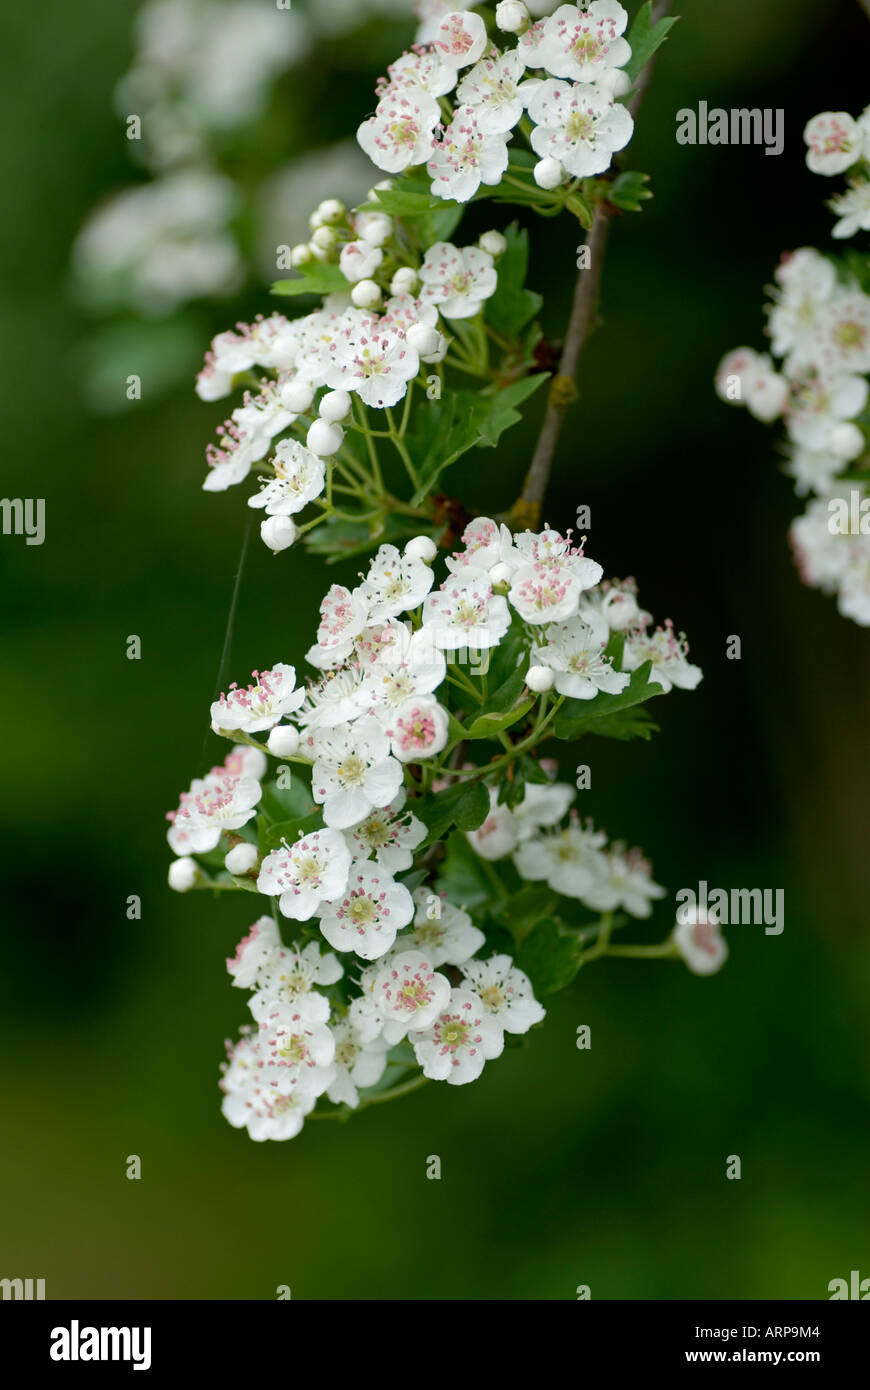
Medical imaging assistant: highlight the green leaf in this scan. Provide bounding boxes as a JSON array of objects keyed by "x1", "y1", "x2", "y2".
[
  {"x1": 552, "y1": 661, "x2": 664, "y2": 740},
  {"x1": 583, "y1": 708, "x2": 660, "y2": 742},
  {"x1": 516, "y1": 918, "x2": 583, "y2": 995},
  {"x1": 607, "y1": 170, "x2": 653, "y2": 212},
  {"x1": 624, "y1": 2, "x2": 679, "y2": 85},
  {"x1": 435, "y1": 831, "x2": 495, "y2": 910},
  {"x1": 272, "y1": 263, "x2": 349, "y2": 297},
  {"x1": 566, "y1": 193, "x2": 594, "y2": 228},
  {"x1": 485, "y1": 223, "x2": 543, "y2": 338},
  {"x1": 361, "y1": 175, "x2": 465, "y2": 244},
  {"x1": 305, "y1": 513, "x2": 438, "y2": 564},
  {"x1": 416, "y1": 778, "x2": 490, "y2": 846},
  {"x1": 494, "y1": 884, "x2": 558, "y2": 936},
  {"x1": 466, "y1": 696, "x2": 535, "y2": 741},
  {"x1": 260, "y1": 812, "x2": 322, "y2": 856},
  {"x1": 410, "y1": 375, "x2": 549, "y2": 504}
]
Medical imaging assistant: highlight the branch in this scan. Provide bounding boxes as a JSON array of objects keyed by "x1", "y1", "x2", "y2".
[{"x1": 515, "y1": 0, "x2": 673, "y2": 525}]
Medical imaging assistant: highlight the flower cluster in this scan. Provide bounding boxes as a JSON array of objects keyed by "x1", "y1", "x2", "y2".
[
  {"x1": 716, "y1": 104, "x2": 870, "y2": 625},
  {"x1": 167, "y1": 521, "x2": 709, "y2": 1139},
  {"x1": 358, "y1": 3, "x2": 634, "y2": 199}
]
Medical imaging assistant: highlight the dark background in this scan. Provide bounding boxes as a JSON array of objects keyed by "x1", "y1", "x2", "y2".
[{"x1": 1, "y1": 0, "x2": 869, "y2": 1298}]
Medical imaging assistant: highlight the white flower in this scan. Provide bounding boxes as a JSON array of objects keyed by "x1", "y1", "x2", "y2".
[
  {"x1": 803, "y1": 111, "x2": 863, "y2": 176},
  {"x1": 380, "y1": 48, "x2": 457, "y2": 99},
  {"x1": 343, "y1": 790, "x2": 426, "y2": 872},
  {"x1": 513, "y1": 820, "x2": 608, "y2": 898},
  {"x1": 339, "y1": 239, "x2": 384, "y2": 283},
  {"x1": 422, "y1": 568, "x2": 511, "y2": 648},
  {"x1": 385, "y1": 695, "x2": 450, "y2": 762},
  {"x1": 466, "y1": 789, "x2": 520, "y2": 860},
  {"x1": 767, "y1": 248, "x2": 837, "y2": 364},
  {"x1": 210, "y1": 663, "x2": 306, "y2": 734},
  {"x1": 508, "y1": 529, "x2": 603, "y2": 623},
  {"x1": 166, "y1": 763, "x2": 262, "y2": 855},
  {"x1": 297, "y1": 665, "x2": 369, "y2": 730},
  {"x1": 196, "y1": 314, "x2": 297, "y2": 401},
  {"x1": 226, "y1": 915, "x2": 283, "y2": 989},
  {"x1": 513, "y1": 779, "x2": 576, "y2": 839},
  {"x1": 247, "y1": 440, "x2": 325, "y2": 517},
  {"x1": 456, "y1": 49, "x2": 526, "y2": 134},
  {"x1": 306, "y1": 583, "x2": 370, "y2": 669},
  {"x1": 830, "y1": 181, "x2": 870, "y2": 239},
  {"x1": 400, "y1": 889, "x2": 486, "y2": 966},
  {"x1": 255, "y1": 939, "x2": 344, "y2": 1004},
  {"x1": 623, "y1": 621, "x2": 702, "y2": 692},
  {"x1": 360, "y1": 543, "x2": 435, "y2": 619},
  {"x1": 433, "y1": 10, "x2": 488, "y2": 69},
  {"x1": 411, "y1": 987, "x2": 504, "y2": 1084},
  {"x1": 538, "y1": 2, "x2": 631, "y2": 83},
  {"x1": 673, "y1": 905, "x2": 728, "y2": 976},
  {"x1": 527, "y1": 78, "x2": 633, "y2": 178},
  {"x1": 812, "y1": 291, "x2": 870, "y2": 376},
  {"x1": 786, "y1": 370, "x2": 868, "y2": 452},
  {"x1": 309, "y1": 716, "x2": 404, "y2": 829},
  {"x1": 325, "y1": 316, "x2": 420, "y2": 409},
  {"x1": 362, "y1": 624, "x2": 447, "y2": 724},
  {"x1": 580, "y1": 846, "x2": 666, "y2": 917},
  {"x1": 446, "y1": 516, "x2": 516, "y2": 576},
  {"x1": 252, "y1": 995, "x2": 336, "y2": 1097},
  {"x1": 373, "y1": 950, "x2": 452, "y2": 1041},
  {"x1": 203, "y1": 382, "x2": 296, "y2": 492},
  {"x1": 531, "y1": 611, "x2": 629, "y2": 699},
  {"x1": 461, "y1": 954, "x2": 545, "y2": 1034},
  {"x1": 428, "y1": 105, "x2": 510, "y2": 203},
  {"x1": 357, "y1": 86, "x2": 441, "y2": 174},
  {"x1": 326, "y1": 1016, "x2": 389, "y2": 1108},
  {"x1": 419, "y1": 240, "x2": 498, "y2": 319},
  {"x1": 257, "y1": 828, "x2": 352, "y2": 921},
  {"x1": 317, "y1": 862, "x2": 414, "y2": 960},
  {"x1": 220, "y1": 1036, "x2": 316, "y2": 1142}
]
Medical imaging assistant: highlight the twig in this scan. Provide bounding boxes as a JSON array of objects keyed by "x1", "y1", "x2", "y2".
[{"x1": 516, "y1": 0, "x2": 673, "y2": 524}]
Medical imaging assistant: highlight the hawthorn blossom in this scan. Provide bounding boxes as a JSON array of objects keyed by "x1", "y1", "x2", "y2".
[
  {"x1": 305, "y1": 583, "x2": 370, "y2": 669},
  {"x1": 446, "y1": 515, "x2": 516, "y2": 576},
  {"x1": 455, "y1": 49, "x2": 526, "y2": 134},
  {"x1": 512, "y1": 819, "x2": 608, "y2": 898},
  {"x1": 210, "y1": 664, "x2": 306, "y2": 734},
  {"x1": 357, "y1": 86, "x2": 441, "y2": 174},
  {"x1": 460, "y1": 954, "x2": 545, "y2": 1034},
  {"x1": 623, "y1": 621, "x2": 702, "y2": 693},
  {"x1": 579, "y1": 845, "x2": 666, "y2": 917},
  {"x1": 812, "y1": 292, "x2": 870, "y2": 377},
  {"x1": 203, "y1": 382, "x2": 296, "y2": 492},
  {"x1": 362, "y1": 623, "x2": 447, "y2": 724},
  {"x1": 253, "y1": 996, "x2": 336, "y2": 1097},
  {"x1": 465, "y1": 788, "x2": 520, "y2": 860},
  {"x1": 317, "y1": 861, "x2": 414, "y2": 960},
  {"x1": 359, "y1": 543, "x2": 435, "y2": 619},
  {"x1": 326, "y1": 1016, "x2": 389, "y2": 1108},
  {"x1": 297, "y1": 665, "x2": 370, "y2": 730},
  {"x1": 537, "y1": 1, "x2": 632, "y2": 84},
  {"x1": 247, "y1": 439, "x2": 325, "y2": 517},
  {"x1": 326, "y1": 315, "x2": 420, "y2": 409},
  {"x1": 257, "y1": 828, "x2": 352, "y2": 920},
  {"x1": 428, "y1": 104, "x2": 511, "y2": 203},
  {"x1": 419, "y1": 240, "x2": 498, "y2": 319},
  {"x1": 508, "y1": 529, "x2": 603, "y2": 623},
  {"x1": 339, "y1": 239, "x2": 384, "y2": 283},
  {"x1": 196, "y1": 314, "x2": 298, "y2": 401},
  {"x1": 530, "y1": 611, "x2": 629, "y2": 699},
  {"x1": 401, "y1": 889, "x2": 486, "y2": 966},
  {"x1": 385, "y1": 695, "x2": 450, "y2": 762},
  {"x1": 379, "y1": 47, "x2": 457, "y2": 100},
  {"x1": 422, "y1": 568, "x2": 511, "y2": 648},
  {"x1": 767, "y1": 247, "x2": 837, "y2": 367},
  {"x1": 309, "y1": 716, "x2": 404, "y2": 829},
  {"x1": 411, "y1": 987, "x2": 504, "y2": 1084},
  {"x1": 433, "y1": 10, "x2": 488, "y2": 69},
  {"x1": 830, "y1": 181, "x2": 870, "y2": 239},
  {"x1": 343, "y1": 790, "x2": 427, "y2": 872},
  {"x1": 803, "y1": 110, "x2": 864, "y2": 176},
  {"x1": 166, "y1": 765, "x2": 262, "y2": 855},
  {"x1": 373, "y1": 950, "x2": 452, "y2": 1041},
  {"x1": 255, "y1": 940, "x2": 344, "y2": 1005},
  {"x1": 785, "y1": 370, "x2": 868, "y2": 452},
  {"x1": 527, "y1": 78, "x2": 633, "y2": 178},
  {"x1": 673, "y1": 906, "x2": 728, "y2": 976},
  {"x1": 221, "y1": 1036, "x2": 317, "y2": 1142},
  {"x1": 226, "y1": 916, "x2": 282, "y2": 990}
]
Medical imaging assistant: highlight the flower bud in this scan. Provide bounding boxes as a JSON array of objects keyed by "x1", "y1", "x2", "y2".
[
  {"x1": 311, "y1": 225, "x2": 338, "y2": 251},
  {"x1": 406, "y1": 322, "x2": 443, "y2": 358},
  {"x1": 168, "y1": 857, "x2": 200, "y2": 892},
  {"x1": 356, "y1": 212, "x2": 393, "y2": 246},
  {"x1": 495, "y1": 0, "x2": 529, "y2": 33},
  {"x1": 489, "y1": 561, "x2": 514, "y2": 586},
  {"x1": 280, "y1": 380, "x2": 314, "y2": 413},
  {"x1": 367, "y1": 179, "x2": 395, "y2": 202},
  {"x1": 829, "y1": 421, "x2": 864, "y2": 460},
  {"x1": 317, "y1": 198, "x2": 345, "y2": 225},
  {"x1": 340, "y1": 240, "x2": 383, "y2": 283},
  {"x1": 224, "y1": 843, "x2": 259, "y2": 876},
  {"x1": 268, "y1": 724, "x2": 300, "y2": 757},
  {"x1": 526, "y1": 665, "x2": 555, "y2": 693},
  {"x1": 307, "y1": 419, "x2": 344, "y2": 457},
  {"x1": 290, "y1": 243, "x2": 313, "y2": 268},
  {"x1": 391, "y1": 266, "x2": 418, "y2": 296},
  {"x1": 404, "y1": 535, "x2": 438, "y2": 563},
  {"x1": 319, "y1": 389, "x2": 352, "y2": 422},
  {"x1": 351, "y1": 278, "x2": 383, "y2": 309},
  {"x1": 260, "y1": 515, "x2": 297, "y2": 552},
  {"x1": 534, "y1": 157, "x2": 566, "y2": 191},
  {"x1": 479, "y1": 229, "x2": 507, "y2": 257}
]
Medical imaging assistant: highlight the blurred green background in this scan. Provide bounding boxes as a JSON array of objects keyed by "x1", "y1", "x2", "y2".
[{"x1": 2, "y1": 0, "x2": 869, "y2": 1299}]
